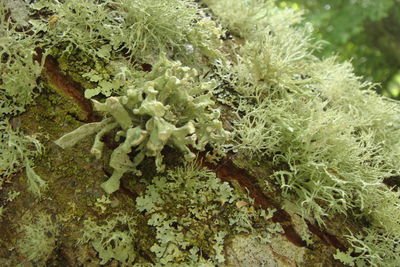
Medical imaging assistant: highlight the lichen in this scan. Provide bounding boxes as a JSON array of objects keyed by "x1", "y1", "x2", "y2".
[
  {"x1": 2, "y1": 0, "x2": 400, "y2": 265},
  {"x1": 136, "y1": 163, "x2": 280, "y2": 265},
  {"x1": 0, "y1": 120, "x2": 46, "y2": 196},
  {"x1": 31, "y1": 0, "x2": 222, "y2": 64},
  {"x1": 0, "y1": 1, "x2": 45, "y2": 195},
  {"x1": 55, "y1": 56, "x2": 230, "y2": 194},
  {"x1": 206, "y1": 0, "x2": 400, "y2": 265},
  {"x1": 0, "y1": 1, "x2": 42, "y2": 117},
  {"x1": 225, "y1": 234, "x2": 306, "y2": 267},
  {"x1": 16, "y1": 212, "x2": 59, "y2": 264},
  {"x1": 78, "y1": 214, "x2": 137, "y2": 266},
  {"x1": 334, "y1": 228, "x2": 400, "y2": 267}
]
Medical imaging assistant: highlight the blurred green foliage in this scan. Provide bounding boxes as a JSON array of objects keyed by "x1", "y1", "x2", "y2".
[{"x1": 279, "y1": 0, "x2": 400, "y2": 99}]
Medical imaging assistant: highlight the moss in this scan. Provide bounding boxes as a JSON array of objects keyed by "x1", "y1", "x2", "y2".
[{"x1": 17, "y1": 86, "x2": 104, "y2": 212}]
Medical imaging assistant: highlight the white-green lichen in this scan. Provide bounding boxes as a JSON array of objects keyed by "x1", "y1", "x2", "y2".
[
  {"x1": 2, "y1": 0, "x2": 400, "y2": 265},
  {"x1": 136, "y1": 163, "x2": 280, "y2": 265},
  {"x1": 55, "y1": 57, "x2": 230, "y2": 194},
  {"x1": 16, "y1": 212, "x2": 59, "y2": 264},
  {"x1": 30, "y1": 0, "x2": 222, "y2": 64},
  {"x1": 78, "y1": 214, "x2": 137, "y2": 266},
  {"x1": 0, "y1": 1, "x2": 45, "y2": 195},
  {"x1": 0, "y1": 120, "x2": 46, "y2": 196},
  {"x1": 0, "y1": 2, "x2": 42, "y2": 116},
  {"x1": 226, "y1": 233, "x2": 306, "y2": 266},
  {"x1": 334, "y1": 227, "x2": 400, "y2": 267},
  {"x1": 203, "y1": 0, "x2": 303, "y2": 40},
  {"x1": 76, "y1": 164, "x2": 280, "y2": 266},
  {"x1": 206, "y1": 0, "x2": 400, "y2": 265}
]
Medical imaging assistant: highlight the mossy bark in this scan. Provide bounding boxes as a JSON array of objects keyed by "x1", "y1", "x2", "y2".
[{"x1": 0, "y1": 58, "x2": 352, "y2": 266}]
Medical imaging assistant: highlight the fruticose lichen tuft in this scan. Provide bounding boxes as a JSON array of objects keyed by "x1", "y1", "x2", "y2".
[
  {"x1": 30, "y1": 0, "x2": 222, "y2": 64},
  {"x1": 55, "y1": 56, "x2": 230, "y2": 194}
]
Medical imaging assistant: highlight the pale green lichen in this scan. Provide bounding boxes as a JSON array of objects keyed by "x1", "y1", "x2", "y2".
[
  {"x1": 203, "y1": 0, "x2": 304, "y2": 40},
  {"x1": 136, "y1": 163, "x2": 280, "y2": 265},
  {"x1": 0, "y1": 2, "x2": 42, "y2": 116},
  {"x1": 3, "y1": 0, "x2": 30, "y2": 27},
  {"x1": 0, "y1": 120, "x2": 46, "y2": 196},
  {"x1": 16, "y1": 212, "x2": 59, "y2": 264},
  {"x1": 206, "y1": 0, "x2": 400, "y2": 265},
  {"x1": 78, "y1": 214, "x2": 137, "y2": 266},
  {"x1": 0, "y1": 1, "x2": 45, "y2": 195},
  {"x1": 233, "y1": 94, "x2": 398, "y2": 225},
  {"x1": 29, "y1": 0, "x2": 225, "y2": 100},
  {"x1": 79, "y1": 180, "x2": 278, "y2": 266},
  {"x1": 31, "y1": 0, "x2": 222, "y2": 64},
  {"x1": 205, "y1": 0, "x2": 320, "y2": 98},
  {"x1": 56, "y1": 56, "x2": 230, "y2": 194},
  {"x1": 334, "y1": 228, "x2": 400, "y2": 267},
  {"x1": 94, "y1": 195, "x2": 112, "y2": 214},
  {"x1": 3, "y1": 0, "x2": 400, "y2": 265}
]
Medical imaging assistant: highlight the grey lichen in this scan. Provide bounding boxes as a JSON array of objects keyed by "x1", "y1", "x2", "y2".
[{"x1": 0, "y1": 2, "x2": 42, "y2": 117}]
